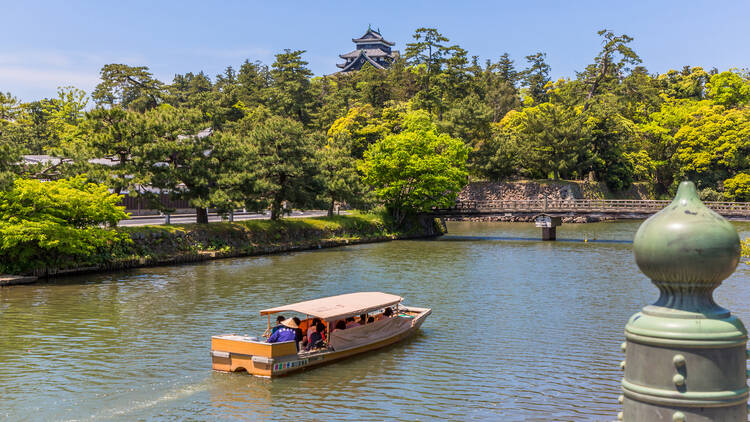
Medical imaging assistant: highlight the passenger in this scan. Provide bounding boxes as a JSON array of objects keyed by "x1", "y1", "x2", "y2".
[
  {"x1": 332, "y1": 320, "x2": 347, "y2": 332},
  {"x1": 298, "y1": 318, "x2": 310, "y2": 334},
  {"x1": 358, "y1": 313, "x2": 367, "y2": 325},
  {"x1": 367, "y1": 316, "x2": 374, "y2": 324},
  {"x1": 345, "y1": 317, "x2": 360, "y2": 329},
  {"x1": 305, "y1": 323, "x2": 326, "y2": 351},
  {"x1": 268, "y1": 318, "x2": 298, "y2": 343},
  {"x1": 270, "y1": 315, "x2": 285, "y2": 334},
  {"x1": 307, "y1": 318, "x2": 324, "y2": 342},
  {"x1": 376, "y1": 307, "x2": 394, "y2": 321},
  {"x1": 292, "y1": 317, "x2": 304, "y2": 343}
]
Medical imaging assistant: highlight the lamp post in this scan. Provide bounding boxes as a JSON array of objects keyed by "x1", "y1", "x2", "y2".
[{"x1": 620, "y1": 181, "x2": 747, "y2": 421}]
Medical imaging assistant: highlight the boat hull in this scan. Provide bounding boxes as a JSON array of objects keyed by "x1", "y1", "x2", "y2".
[{"x1": 211, "y1": 306, "x2": 431, "y2": 377}]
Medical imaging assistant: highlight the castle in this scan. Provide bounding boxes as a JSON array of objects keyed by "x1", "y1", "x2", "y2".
[{"x1": 337, "y1": 27, "x2": 399, "y2": 72}]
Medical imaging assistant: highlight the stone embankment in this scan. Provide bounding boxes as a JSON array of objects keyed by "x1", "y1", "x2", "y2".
[
  {"x1": 7, "y1": 213, "x2": 442, "y2": 282},
  {"x1": 446, "y1": 180, "x2": 654, "y2": 223}
]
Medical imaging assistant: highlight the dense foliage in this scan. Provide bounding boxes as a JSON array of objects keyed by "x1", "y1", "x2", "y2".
[
  {"x1": 360, "y1": 111, "x2": 468, "y2": 224},
  {"x1": 0, "y1": 176, "x2": 129, "y2": 273},
  {"x1": 2, "y1": 27, "x2": 750, "y2": 229}
]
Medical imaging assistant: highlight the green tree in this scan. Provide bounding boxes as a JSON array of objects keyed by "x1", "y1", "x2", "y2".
[
  {"x1": 235, "y1": 60, "x2": 271, "y2": 108},
  {"x1": 472, "y1": 129, "x2": 519, "y2": 181},
  {"x1": 495, "y1": 53, "x2": 521, "y2": 85},
  {"x1": 522, "y1": 52, "x2": 551, "y2": 104},
  {"x1": 168, "y1": 71, "x2": 213, "y2": 108},
  {"x1": 656, "y1": 67, "x2": 710, "y2": 100},
  {"x1": 355, "y1": 63, "x2": 392, "y2": 108},
  {"x1": 92, "y1": 64, "x2": 164, "y2": 111},
  {"x1": 20, "y1": 87, "x2": 91, "y2": 180},
  {"x1": 583, "y1": 96, "x2": 637, "y2": 190},
  {"x1": 246, "y1": 116, "x2": 321, "y2": 220},
  {"x1": 0, "y1": 176, "x2": 129, "y2": 274},
  {"x1": 483, "y1": 56, "x2": 522, "y2": 122},
  {"x1": 85, "y1": 107, "x2": 150, "y2": 194},
  {"x1": 706, "y1": 71, "x2": 750, "y2": 108},
  {"x1": 580, "y1": 30, "x2": 641, "y2": 108},
  {"x1": 504, "y1": 103, "x2": 588, "y2": 180},
  {"x1": 327, "y1": 105, "x2": 389, "y2": 159},
  {"x1": 360, "y1": 110, "x2": 469, "y2": 225},
  {"x1": 138, "y1": 105, "x2": 220, "y2": 223},
  {"x1": 672, "y1": 102, "x2": 750, "y2": 189},
  {"x1": 405, "y1": 28, "x2": 451, "y2": 114},
  {"x1": 723, "y1": 173, "x2": 750, "y2": 201},
  {"x1": 0, "y1": 92, "x2": 24, "y2": 189},
  {"x1": 317, "y1": 135, "x2": 364, "y2": 216},
  {"x1": 269, "y1": 50, "x2": 314, "y2": 124}
]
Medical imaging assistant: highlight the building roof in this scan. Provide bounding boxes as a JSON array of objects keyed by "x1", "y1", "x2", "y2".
[
  {"x1": 177, "y1": 127, "x2": 213, "y2": 140},
  {"x1": 352, "y1": 28, "x2": 395, "y2": 46},
  {"x1": 339, "y1": 48, "x2": 392, "y2": 59},
  {"x1": 337, "y1": 51, "x2": 387, "y2": 71},
  {"x1": 20, "y1": 155, "x2": 71, "y2": 166},
  {"x1": 260, "y1": 292, "x2": 403, "y2": 321}
]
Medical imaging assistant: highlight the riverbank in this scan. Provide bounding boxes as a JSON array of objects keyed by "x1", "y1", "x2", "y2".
[{"x1": 3, "y1": 212, "x2": 442, "y2": 282}]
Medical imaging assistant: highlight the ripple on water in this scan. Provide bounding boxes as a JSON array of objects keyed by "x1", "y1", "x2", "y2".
[{"x1": 1, "y1": 220, "x2": 749, "y2": 421}]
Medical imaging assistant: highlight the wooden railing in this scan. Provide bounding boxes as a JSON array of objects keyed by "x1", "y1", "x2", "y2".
[{"x1": 431, "y1": 199, "x2": 750, "y2": 217}]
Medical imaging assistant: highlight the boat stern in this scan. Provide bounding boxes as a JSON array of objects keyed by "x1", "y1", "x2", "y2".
[{"x1": 210, "y1": 334, "x2": 297, "y2": 377}]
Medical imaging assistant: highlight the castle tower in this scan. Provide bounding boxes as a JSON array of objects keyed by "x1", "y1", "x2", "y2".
[{"x1": 337, "y1": 27, "x2": 399, "y2": 72}]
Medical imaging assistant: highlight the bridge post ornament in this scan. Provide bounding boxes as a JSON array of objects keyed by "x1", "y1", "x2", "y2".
[{"x1": 621, "y1": 181, "x2": 747, "y2": 421}]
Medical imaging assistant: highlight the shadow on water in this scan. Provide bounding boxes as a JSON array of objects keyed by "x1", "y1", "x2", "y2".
[{"x1": 437, "y1": 235, "x2": 633, "y2": 244}]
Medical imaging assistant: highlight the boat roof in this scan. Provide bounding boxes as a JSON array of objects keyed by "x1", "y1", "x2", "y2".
[{"x1": 259, "y1": 292, "x2": 403, "y2": 321}]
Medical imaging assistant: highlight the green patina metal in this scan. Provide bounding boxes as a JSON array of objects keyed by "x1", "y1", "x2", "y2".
[{"x1": 621, "y1": 181, "x2": 748, "y2": 421}]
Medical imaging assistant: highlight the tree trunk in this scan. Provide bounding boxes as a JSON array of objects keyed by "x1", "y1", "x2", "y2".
[
  {"x1": 328, "y1": 199, "x2": 335, "y2": 218},
  {"x1": 270, "y1": 197, "x2": 282, "y2": 221},
  {"x1": 196, "y1": 207, "x2": 208, "y2": 224}
]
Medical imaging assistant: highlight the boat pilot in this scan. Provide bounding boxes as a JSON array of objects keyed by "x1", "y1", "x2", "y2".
[
  {"x1": 270, "y1": 315, "x2": 285, "y2": 334},
  {"x1": 268, "y1": 318, "x2": 298, "y2": 343}
]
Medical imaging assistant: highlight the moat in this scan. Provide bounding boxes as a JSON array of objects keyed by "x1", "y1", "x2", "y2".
[{"x1": 2, "y1": 221, "x2": 749, "y2": 421}]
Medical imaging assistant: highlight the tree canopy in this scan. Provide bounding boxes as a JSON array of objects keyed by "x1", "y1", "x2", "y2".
[{"x1": 2, "y1": 26, "x2": 750, "y2": 230}]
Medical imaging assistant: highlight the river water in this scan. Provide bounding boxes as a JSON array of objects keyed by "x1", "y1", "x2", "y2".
[{"x1": 2, "y1": 221, "x2": 749, "y2": 421}]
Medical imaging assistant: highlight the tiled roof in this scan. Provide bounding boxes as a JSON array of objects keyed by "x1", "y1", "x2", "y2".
[
  {"x1": 339, "y1": 48, "x2": 392, "y2": 59},
  {"x1": 352, "y1": 28, "x2": 395, "y2": 46}
]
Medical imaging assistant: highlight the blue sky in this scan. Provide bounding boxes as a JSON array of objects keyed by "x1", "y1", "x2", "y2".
[{"x1": 2, "y1": 0, "x2": 749, "y2": 102}]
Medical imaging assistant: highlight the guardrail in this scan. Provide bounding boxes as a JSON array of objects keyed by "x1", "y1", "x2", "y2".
[{"x1": 431, "y1": 199, "x2": 750, "y2": 217}]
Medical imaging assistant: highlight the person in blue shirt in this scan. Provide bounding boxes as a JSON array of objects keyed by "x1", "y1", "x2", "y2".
[
  {"x1": 268, "y1": 318, "x2": 298, "y2": 344},
  {"x1": 270, "y1": 315, "x2": 286, "y2": 335}
]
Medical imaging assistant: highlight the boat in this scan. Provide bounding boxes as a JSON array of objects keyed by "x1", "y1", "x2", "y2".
[{"x1": 210, "y1": 292, "x2": 431, "y2": 377}]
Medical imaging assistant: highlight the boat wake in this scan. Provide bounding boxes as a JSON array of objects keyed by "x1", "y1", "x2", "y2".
[{"x1": 66, "y1": 380, "x2": 209, "y2": 421}]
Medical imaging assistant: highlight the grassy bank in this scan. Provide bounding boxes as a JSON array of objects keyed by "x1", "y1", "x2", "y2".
[{"x1": 20, "y1": 211, "x2": 442, "y2": 278}]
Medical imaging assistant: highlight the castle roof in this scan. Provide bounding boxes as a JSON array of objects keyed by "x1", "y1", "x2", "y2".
[
  {"x1": 352, "y1": 28, "x2": 395, "y2": 46},
  {"x1": 339, "y1": 48, "x2": 392, "y2": 59},
  {"x1": 336, "y1": 51, "x2": 387, "y2": 71}
]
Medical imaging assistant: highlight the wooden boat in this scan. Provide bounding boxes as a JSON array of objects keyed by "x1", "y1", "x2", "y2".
[{"x1": 210, "y1": 292, "x2": 431, "y2": 377}]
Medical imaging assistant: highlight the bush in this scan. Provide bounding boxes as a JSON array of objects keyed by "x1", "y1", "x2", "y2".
[
  {"x1": 699, "y1": 187, "x2": 726, "y2": 202},
  {"x1": 0, "y1": 176, "x2": 130, "y2": 274},
  {"x1": 723, "y1": 173, "x2": 750, "y2": 201}
]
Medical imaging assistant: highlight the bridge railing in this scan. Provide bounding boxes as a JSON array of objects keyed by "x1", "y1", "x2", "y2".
[{"x1": 433, "y1": 199, "x2": 750, "y2": 215}]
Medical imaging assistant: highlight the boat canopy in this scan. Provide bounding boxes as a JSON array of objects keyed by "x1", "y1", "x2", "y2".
[{"x1": 259, "y1": 292, "x2": 403, "y2": 322}]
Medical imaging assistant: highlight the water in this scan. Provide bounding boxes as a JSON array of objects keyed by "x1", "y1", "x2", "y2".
[{"x1": 1, "y1": 221, "x2": 749, "y2": 421}]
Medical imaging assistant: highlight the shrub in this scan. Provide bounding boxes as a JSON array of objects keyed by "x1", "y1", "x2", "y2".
[
  {"x1": 723, "y1": 173, "x2": 750, "y2": 201},
  {"x1": 0, "y1": 176, "x2": 130, "y2": 274}
]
